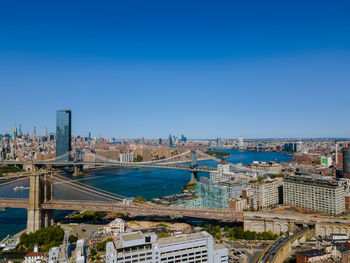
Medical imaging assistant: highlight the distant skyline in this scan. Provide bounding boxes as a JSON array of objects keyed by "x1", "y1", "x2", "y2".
[{"x1": 0, "y1": 1, "x2": 349, "y2": 138}]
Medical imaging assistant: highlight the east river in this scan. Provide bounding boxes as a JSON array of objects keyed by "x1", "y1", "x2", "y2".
[{"x1": 0, "y1": 149, "x2": 291, "y2": 239}]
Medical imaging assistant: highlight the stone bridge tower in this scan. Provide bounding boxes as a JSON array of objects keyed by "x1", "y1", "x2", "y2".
[
  {"x1": 27, "y1": 172, "x2": 54, "y2": 233},
  {"x1": 190, "y1": 150, "x2": 198, "y2": 183}
]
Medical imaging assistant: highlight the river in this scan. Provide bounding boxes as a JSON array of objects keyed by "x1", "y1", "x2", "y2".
[{"x1": 0, "y1": 149, "x2": 291, "y2": 239}]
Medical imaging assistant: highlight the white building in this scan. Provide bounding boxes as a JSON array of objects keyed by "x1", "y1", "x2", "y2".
[
  {"x1": 101, "y1": 218, "x2": 125, "y2": 235},
  {"x1": 283, "y1": 175, "x2": 345, "y2": 215},
  {"x1": 106, "y1": 231, "x2": 228, "y2": 263},
  {"x1": 238, "y1": 136, "x2": 243, "y2": 148},
  {"x1": 24, "y1": 252, "x2": 46, "y2": 263},
  {"x1": 250, "y1": 180, "x2": 280, "y2": 210},
  {"x1": 75, "y1": 239, "x2": 86, "y2": 263},
  {"x1": 210, "y1": 160, "x2": 254, "y2": 185},
  {"x1": 120, "y1": 152, "x2": 134, "y2": 163},
  {"x1": 48, "y1": 247, "x2": 59, "y2": 263}
]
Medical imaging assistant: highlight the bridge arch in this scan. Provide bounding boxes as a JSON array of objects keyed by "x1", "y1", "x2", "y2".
[
  {"x1": 341, "y1": 228, "x2": 347, "y2": 235},
  {"x1": 274, "y1": 224, "x2": 281, "y2": 235},
  {"x1": 328, "y1": 227, "x2": 334, "y2": 235},
  {"x1": 335, "y1": 227, "x2": 341, "y2": 234},
  {"x1": 281, "y1": 223, "x2": 289, "y2": 233},
  {"x1": 320, "y1": 226, "x2": 327, "y2": 236}
]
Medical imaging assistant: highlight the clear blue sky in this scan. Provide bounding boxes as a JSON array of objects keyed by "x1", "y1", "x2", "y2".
[{"x1": 0, "y1": 0, "x2": 349, "y2": 139}]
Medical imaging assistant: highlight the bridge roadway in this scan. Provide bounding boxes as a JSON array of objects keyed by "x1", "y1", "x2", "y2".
[
  {"x1": 243, "y1": 212, "x2": 350, "y2": 225},
  {"x1": 0, "y1": 198, "x2": 29, "y2": 209},
  {"x1": 1, "y1": 197, "x2": 349, "y2": 225},
  {"x1": 0, "y1": 161, "x2": 217, "y2": 172},
  {"x1": 0, "y1": 198, "x2": 243, "y2": 221},
  {"x1": 42, "y1": 200, "x2": 244, "y2": 221},
  {"x1": 259, "y1": 228, "x2": 310, "y2": 263}
]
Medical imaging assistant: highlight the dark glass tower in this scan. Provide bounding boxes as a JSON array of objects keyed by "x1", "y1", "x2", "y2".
[{"x1": 56, "y1": 110, "x2": 72, "y2": 161}]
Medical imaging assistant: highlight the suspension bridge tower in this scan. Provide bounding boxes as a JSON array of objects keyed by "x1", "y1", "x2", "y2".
[
  {"x1": 190, "y1": 150, "x2": 198, "y2": 183},
  {"x1": 27, "y1": 172, "x2": 54, "y2": 233},
  {"x1": 73, "y1": 148, "x2": 84, "y2": 176}
]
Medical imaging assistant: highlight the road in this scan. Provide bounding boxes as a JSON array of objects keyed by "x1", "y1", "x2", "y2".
[
  {"x1": 260, "y1": 229, "x2": 308, "y2": 263},
  {"x1": 244, "y1": 211, "x2": 350, "y2": 224}
]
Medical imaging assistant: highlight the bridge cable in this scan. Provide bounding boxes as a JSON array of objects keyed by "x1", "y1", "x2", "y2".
[
  {"x1": 52, "y1": 176, "x2": 126, "y2": 202},
  {"x1": 54, "y1": 174, "x2": 129, "y2": 200},
  {"x1": 0, "y1": 176, "x2": 29, "y2": 187},
  {"x1": 48, "y1": 176, "x2": 123, "y2": 202}
]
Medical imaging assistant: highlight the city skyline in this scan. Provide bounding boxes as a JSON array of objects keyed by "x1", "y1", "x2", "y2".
[
  {"x1": 0, "y1": 1, "x2": 349, "y2": 138},
  {"x1": 2, "y1": 118, "x2": 350, "y2": 140}
]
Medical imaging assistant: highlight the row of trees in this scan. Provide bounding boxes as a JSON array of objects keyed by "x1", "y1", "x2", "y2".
[
  {"x1": 134, "y1": 195, "x2": 147, "y2": 203},
  {"x1": 70, "y1": 211, "x2": 107, "y2": 223},
  {"x1": 204, "y1": 224, "x2": 278, "y2": 241},
  {"x1": 133, "y1": 155, "x2": 143, "y2": 162},
  {"x1": 205, "y1": 150, "x2": 230, "y2": 158},
  {"x1": 19, "y1": 226, "x2": 64, "y2": 252},
  {"x1": 0, "y1": 166, "x2": 23, "y2": 177}
]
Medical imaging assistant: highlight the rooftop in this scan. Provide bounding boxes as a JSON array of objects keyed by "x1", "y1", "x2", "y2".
[
  {"x1": 121, "y1": 232, "x2": 144, "y2": 242},
  {"x1": 158, "y1": 232, "x2": 208, "y2": 246},
  {"x1": 25, "y1": 252, "x2": 46, "y2": 257},
  {"x1": 285, "y1": 175, "x2": 340, "y2": 187},
  {"x1": 219, "y1": 160, "x2": 229, "y2": 165},
  {"x1": 297, "y1": 249, "x2": 325, "y2": 258}
]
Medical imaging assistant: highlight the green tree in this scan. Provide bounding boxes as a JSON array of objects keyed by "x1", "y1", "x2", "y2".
[
  {"x1": 134, "y1": 195, "x2": 147, "y2": 203},
  {"x1": 68, "y1": 234, "x2": 78, "y2": 243},
  {"x1": 158, "y1": 233, "x2": 171, "y2": 238},
  {"x1": 90, "y1": 248, "x2": 97, "y2": 256},
  {"x1": 19, "y1": 226, "x2": 64, "y2": 252},
  {"x1": 134, "y1": 155, "x2": 143, "y2": 162},
  {"x1": 95, "y1": 238, "x2": 114, "y2": 252}
]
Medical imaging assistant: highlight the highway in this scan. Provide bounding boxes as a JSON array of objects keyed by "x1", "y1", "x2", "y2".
[
  {"x1": 259, "y1": 228, "x2": 309, "y2": 263},
  {"x1": 244, "y1": 211, "x2": 350, "y2": 224}
]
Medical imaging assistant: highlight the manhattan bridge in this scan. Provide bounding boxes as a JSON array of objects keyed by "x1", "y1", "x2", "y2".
[{"x1": 0, "y1": 149, "x2": 256, "y2": 233}]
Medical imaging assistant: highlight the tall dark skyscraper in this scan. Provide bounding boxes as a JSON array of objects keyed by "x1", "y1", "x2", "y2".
[
  {"x1": 56, "y1": 110, "x2": 72, "y2": 161},
  {"x1": 168, "y1": 134, "x2": 173, "y2": 146}
]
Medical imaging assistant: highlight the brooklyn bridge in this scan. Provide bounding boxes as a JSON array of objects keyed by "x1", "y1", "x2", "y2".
[{"x1": 0, "y1": 149, "x2": 251, "y2": 233}]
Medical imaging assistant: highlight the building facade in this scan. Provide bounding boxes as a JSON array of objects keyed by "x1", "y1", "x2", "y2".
[
  {"x1": 56, "y1": 110, "x2": 71, "y2": 161},
  {"x1": 283, "y1": 175, "x2": 345, "y2": 215},
  {"x1": 120, "y1": 152, "x2": 134, "y2": 163},
  {"x1": 250, "y1": 180, "x2": 280, "y2": 210},
  {"x1": 105, "y1": 231, "x2": 228, "y2": 263}
]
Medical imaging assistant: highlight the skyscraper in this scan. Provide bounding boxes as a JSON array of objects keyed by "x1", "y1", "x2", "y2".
[
  {"x1": 12, "y1": 125, "x2": 17, "y2": 140},
  {"x1": 168, "y1": 134, "x2": 173, "y2": 146},
  {"x1": 238, "y1": 136, "x2": 243, "y2": 147},
  {"x1": 217, "y1": 138, "x2": 223, "y2": 148},
  {"x1": 56, "y1": 110, "x2": 72, "y2": 161}
]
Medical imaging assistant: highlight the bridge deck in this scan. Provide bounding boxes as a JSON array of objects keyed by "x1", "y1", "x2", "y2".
[
  {"x1": 0, "y1": 198, "x2": 243, "y2": 221},
  {"x1": 42, "y1": 200, "x2": 244, "y2": 221},
  {"x1": 0, "y1": 198, "x2": 29, "y2": 209}
]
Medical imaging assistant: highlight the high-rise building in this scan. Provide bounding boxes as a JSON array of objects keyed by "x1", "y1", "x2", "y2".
[
  {"x1": 238, "y1": 136, "x2": 243, "y2": 147},
  {"x1": 343, "y1": 149, "x2": 350, "y2": 178},
  {"x1": 120, "y1": 152, "x2": 134, "y2": 163},
  {"x1": 250, "y1": 180, "x2": 280, "y2": 210},
  {"x1": 18, "y1": 124, "x2": 22, "y2": 136},
  {"x1": 106, "y1": 231, "x2": 228, "y2": 263},
  {"x1": 283, "y1": 175, "x2": 345, "y2": 215},
  {"x1": 56, "y1": 110, "x2": 72, "y2": 161},
  {"x1": 168, "y1": 134, "x2": 173, "y2": 146},
  {"x1": 12, "y1": 125, "x2": 17, "y2": 140},
  {"x1": 217, "y1": 138, "x2": 223, "y2": 148},
  {"x1": 158, "y1": 138, "x2": 162, "y2": 145},
  {"x1": 181, "y1": 134, "x2": 187, "y2": 142}
]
